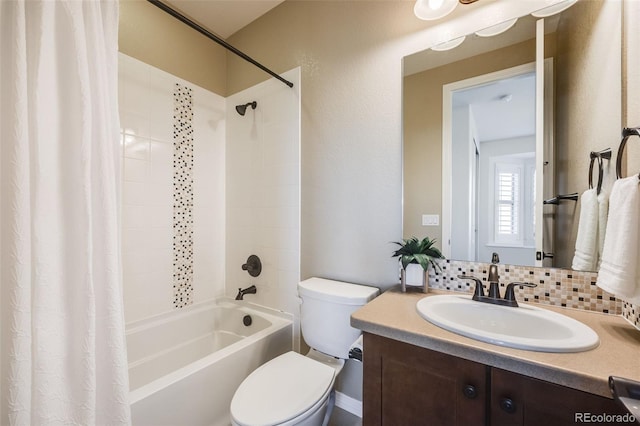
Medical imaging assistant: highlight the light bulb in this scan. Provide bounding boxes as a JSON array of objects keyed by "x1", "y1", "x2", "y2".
[
  {"x1": 428, "y1": 0, "x2": 445, "y2": 10},
  {"x1": 414, "y1": 0, "x2": 458, "y2": 21}
]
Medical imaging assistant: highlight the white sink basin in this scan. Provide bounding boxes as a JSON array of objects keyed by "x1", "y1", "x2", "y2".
[{"x1": 416, "y1": 295, "x2": 599, "y2": 353}]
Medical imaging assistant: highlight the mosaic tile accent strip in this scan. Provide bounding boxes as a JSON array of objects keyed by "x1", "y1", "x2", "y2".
[
  {"x1": 172, "y1": 83, "x2": 194, "y2": 308},
  {"x1": 424, "y1": 259, "x2": 623, "y2": 315},
  {"x1": 623, "y1": 302, "x2": 640, "y2": 330}
]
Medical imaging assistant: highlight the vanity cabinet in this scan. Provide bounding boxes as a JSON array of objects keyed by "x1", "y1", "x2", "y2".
[
  {"x1": 363, "y1": 333, "x2": 487, "y2": 425},
  {"x1": 363, "y1": 333, "x2": 626, "y2": 426}
]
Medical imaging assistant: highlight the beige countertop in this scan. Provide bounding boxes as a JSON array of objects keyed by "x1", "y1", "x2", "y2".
[{"x1": 351, "y1": 286, "x2": 640, "y2": 398}]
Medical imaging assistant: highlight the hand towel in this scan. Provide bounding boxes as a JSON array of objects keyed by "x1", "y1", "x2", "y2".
[
  {"x1": 596, "y1": 176, "x2": 640, "y2": 304},
  {"x1": 596, "y1": 190, "x2": 609, "y2": 268},
  {"x1": 572, "y1": 188, "x2": 598, "y2": 271}
]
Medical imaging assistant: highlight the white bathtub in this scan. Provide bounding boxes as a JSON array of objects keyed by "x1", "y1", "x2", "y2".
[{"x1": 127, "y1": 298, "x2": 293, "y2": 426}]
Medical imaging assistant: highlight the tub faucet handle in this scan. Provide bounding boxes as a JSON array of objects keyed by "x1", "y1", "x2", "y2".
[{"x1": 241, "y1": 255, "x2": 262, "y2": 277}]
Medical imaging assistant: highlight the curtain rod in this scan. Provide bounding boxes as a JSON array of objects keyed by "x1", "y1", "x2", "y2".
[{"x1": 146, "y1": 0, "x2": 294, "y2": 89}]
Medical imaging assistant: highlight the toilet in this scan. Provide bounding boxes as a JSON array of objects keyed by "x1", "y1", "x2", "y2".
[{"x1": 230, "y1": 277, "x2": 379, "y2": 426}]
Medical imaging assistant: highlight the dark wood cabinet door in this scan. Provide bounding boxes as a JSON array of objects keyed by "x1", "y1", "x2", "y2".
[
  {"x1": 363, "y1": 333, "x2": 487, "y2": 426},
  {"x1": 490, "y1": 368, "x2": 628, "y2": 426},
  {"x1": 362, "y1": 333, "x2": 628, "y2": 426}
]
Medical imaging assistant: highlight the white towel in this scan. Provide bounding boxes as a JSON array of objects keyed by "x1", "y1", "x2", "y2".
[
  {"x1": 572, "y1": 188, "x2": 599, "y2": 271},
  {"x1": 596, "y1": 190, "x2": 609, "y2": 268},
  {"x1": 596, "y1": 176, "x2": 640, "y2": 303}
]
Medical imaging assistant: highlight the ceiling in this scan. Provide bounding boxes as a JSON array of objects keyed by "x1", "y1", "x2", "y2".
[
  {"x1": 453, "y1": 72, "x2": 535, "y2": 143},
  {"x1": 163, "y1": 0, "x2": 286, "y2": 39}
]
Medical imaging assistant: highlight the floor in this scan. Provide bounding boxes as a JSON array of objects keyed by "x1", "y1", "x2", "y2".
[{"x1": 329, "y1": 407, "x2": 362, "y2": 426}]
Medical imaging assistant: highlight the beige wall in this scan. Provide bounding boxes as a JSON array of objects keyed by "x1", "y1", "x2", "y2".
[
  {"x1": 402, "y1": 38, "x2": 538, "y2": 244},
  {"x1": 118, "y1": 0, "x2": 227, "y2": 95},
  {"x1": 554, "y1": 0, "x2": 621, "y2": 267}
]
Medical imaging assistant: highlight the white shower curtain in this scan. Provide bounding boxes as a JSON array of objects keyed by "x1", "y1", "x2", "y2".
[{"x1": 0, "y1": 1, "x2": 131, "y2": 424}]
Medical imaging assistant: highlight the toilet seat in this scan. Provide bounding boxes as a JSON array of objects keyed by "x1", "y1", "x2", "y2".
[{"x1": 231, "y1": 351, "x2": 336, "y2": 426}]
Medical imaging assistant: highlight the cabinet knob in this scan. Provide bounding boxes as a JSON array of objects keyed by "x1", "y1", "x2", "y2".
[
  {"x1": 463, "y1": 384, "x2": 478, "y2": 399},
  {"x1": 500, "y1": 397, "x2": 517, "y2": 414}
]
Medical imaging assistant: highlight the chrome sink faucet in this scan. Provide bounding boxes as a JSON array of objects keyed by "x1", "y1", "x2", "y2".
[{"x1": 458, "y1": 253, "x2": 537, "y2": 307}]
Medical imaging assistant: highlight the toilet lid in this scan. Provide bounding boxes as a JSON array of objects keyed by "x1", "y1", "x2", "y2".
[{"x1": 231, "y1": 351, "x2": 335, "y2": 426}]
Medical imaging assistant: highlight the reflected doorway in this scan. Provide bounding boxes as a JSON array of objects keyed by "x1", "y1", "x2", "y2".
[{"x1": 444, "y1": 63, "x2": 537, "y2": 265}]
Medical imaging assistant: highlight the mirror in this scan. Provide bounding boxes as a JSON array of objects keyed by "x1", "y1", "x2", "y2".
[{"x1": 402, "y1": 0, "x2": 622, "y2": 271}]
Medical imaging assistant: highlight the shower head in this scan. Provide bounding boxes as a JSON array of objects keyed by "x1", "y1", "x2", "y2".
[{"x1": 235, "y1": 101, "x2": 257, "y2": 116}]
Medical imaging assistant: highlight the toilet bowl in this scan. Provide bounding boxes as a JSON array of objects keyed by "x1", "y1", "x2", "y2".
[
  {"x1": 230, "y1": 278, "x2": 379, "y2": 426},
  {"x1": 230, "y1": 350, "x2": 342, "y2": 426}
]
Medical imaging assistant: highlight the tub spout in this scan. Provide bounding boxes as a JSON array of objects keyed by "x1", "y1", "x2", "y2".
[{"x1": 235, "y1": 285, "x2": 257, "y2": 300}]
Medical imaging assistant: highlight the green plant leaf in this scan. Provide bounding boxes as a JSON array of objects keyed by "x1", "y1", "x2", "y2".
[
  {"x1": 391, "y1": 236, "x2": 444, "y2": 270},
  {"x1": 412, "y1": 253, "x2": 430, "y2": 271}
]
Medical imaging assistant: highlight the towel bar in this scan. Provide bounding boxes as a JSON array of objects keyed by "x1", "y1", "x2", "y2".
[
  {"x1": 589, "y1": 148, "x2": 611, "y2": 195},
  {"x1": 543, "y1": 193, "x2": 579, "y2": 205},
  {"x1": 590, "y1": 148, "x2": 613, "y2": 161},
  {"x1": 615, "y1": 127, "x2": 640, "y2": 180}
]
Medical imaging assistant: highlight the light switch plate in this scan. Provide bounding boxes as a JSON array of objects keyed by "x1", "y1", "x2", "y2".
[{"x1": 422, "y1": 214, "x2": 439, "y2": 226}]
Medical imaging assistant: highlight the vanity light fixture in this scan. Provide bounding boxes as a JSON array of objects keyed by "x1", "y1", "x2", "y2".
[
  {"x1": 431, "y1": 35, "x2": 466, "y2": 51},
  {"x1": 414, "y1": 0, "x2": 458, "y2": 21},
  {"x1": 414, "y1": 0, "x2": 479, "y2": 21},
  {"x1": 475, "y1": 18, "x2": 518, "y2": 37},
  {"x1": 531, "y1": 0, "x2": 578, "y2": 18}
]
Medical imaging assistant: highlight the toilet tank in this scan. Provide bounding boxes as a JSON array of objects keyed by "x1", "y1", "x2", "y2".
[{"x1": 298, "y1": 278, "x2": 379, "y2": 359}]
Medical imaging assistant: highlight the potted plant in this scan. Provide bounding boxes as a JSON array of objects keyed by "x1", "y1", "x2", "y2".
[{"x1": 392, "y1": 236, "x2": 444, "y2": 293}]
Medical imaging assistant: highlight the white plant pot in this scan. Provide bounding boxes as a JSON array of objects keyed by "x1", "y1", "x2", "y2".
[
  {"x1": 405, "y1": 263, "x2": 424, "y2": 287},
  {"x1": 400, "y1": 263, "x2": 429, "y2": 294}
]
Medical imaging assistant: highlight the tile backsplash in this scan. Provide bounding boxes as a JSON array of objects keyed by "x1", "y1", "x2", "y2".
[
  {"x1": 427, "y1": 259, "x2": 625, "y2": 317},
  {"x1": 623, "y1": 302, "x2": 640, "y2": 329}
]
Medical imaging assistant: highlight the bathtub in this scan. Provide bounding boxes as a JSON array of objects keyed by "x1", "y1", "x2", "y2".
[{"x1": 127, "y1": 298, "x2": 293, "y2": 426}]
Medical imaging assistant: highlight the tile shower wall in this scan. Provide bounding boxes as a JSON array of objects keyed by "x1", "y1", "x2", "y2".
[
  {"x1": 172, "y1": 84, "x2": 195, "y2": 308},
  {"x1": 119, "y1": 54, "x2": 226, "y2": 322},
  {"x1": 226, "y1": 68, "x2": 301, "y2": 349}
]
